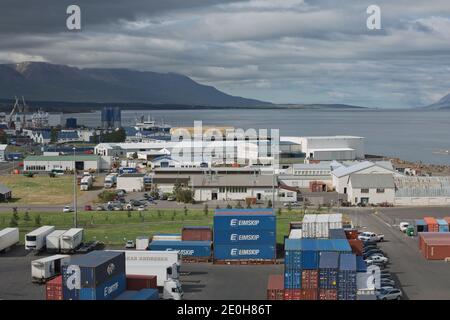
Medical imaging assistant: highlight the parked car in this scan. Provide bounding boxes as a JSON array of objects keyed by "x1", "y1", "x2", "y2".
[
  {"x1": 358, "y1": 232, "x2": 385, "y2": 242},
  {"x1": 76, "y1": 241, "x2": 104, "y2": 253},
  {"x1": 95, "y1": 205, "x2": 105, "y2": 211},
  {"x1": 84, "y1": 205, "x2": 92, "y2": 211},
  {"x1": 137, "y1": 205, "x2": 146, "y2": 211},
  {"x1": 63, "y1": 205, "x2": 73, "y2": 213},
  {"x1": 399, "y1": 222, "x2": 410, "y2": 233},
  {"x1": 380, "y1": 279, "x2": 396, "y2": 287},
  {"x1": 365, "y1": 255, "x2": 388, "y2": 264},
  {"x1": 376, "y1": 288, "x2": 402, "y2": 300},
  {"x1": 143, "y1": 193, "x2": 150, "y2": 199},
  {"x1": 363, "y1": 249, "x2": 384, "y2": 257},
  {"x1": 160, "y1": 194, "x2": 168, "y2": 200},
  {"x1": 125, "y1": 240, "x2": 135, "y2": 249},
  {"x1": 167, "y1": 196, "x2": 176, "y2": 201},
  {"x1": 116, "y1": 189, "x2": 126, "y2": 197}
]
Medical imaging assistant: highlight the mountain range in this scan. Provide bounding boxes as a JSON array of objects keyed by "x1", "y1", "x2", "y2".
[
  {"x1": 424, "y1": 93, "x2": 450, "y2": 110},
  {"x1": 0, "y1": 62, "x2": 272, "y2": 107}
]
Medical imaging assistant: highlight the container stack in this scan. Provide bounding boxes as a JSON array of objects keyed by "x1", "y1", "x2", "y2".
[
  {"x1": 318, "y1": 252, "x2": 339, "y2": 300},
  {"x1": 45, "y1": 275, "x2": 63, "y2": 300},
  {"x1": 148, "y1": 240, "x2": 212, "y2": 262},
  {"x1": 415, "y1": 217, "x2": 450, "y2": 234},
  {"x1": 302, "y1": 214, "x2": 343, "y2": 239},
  {"x1": 62, "y1": 251, "x2": 126, "y2": 300},
  {"x1": 424, "y1": 217, "x2": 439, "y2": 232},
  {"x1": 418, "y1": 232, "x2": 450, "y2": 260},
  {"x1": 337, "y1": 253, "x2": 357, "y2": 300},
  {"x1": 266, "y1": 275, "x2": 284, "y2": 300},
  {"x1": 213, "y1": 209, "x2": 276, "y2": 264}
]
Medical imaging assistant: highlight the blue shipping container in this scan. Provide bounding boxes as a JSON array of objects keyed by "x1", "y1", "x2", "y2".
[
  {"x1": 214, "y1": 215, "x2": 276, "y2": 231},
  {"x1": 119, "y1": 167, "x2": 137, "y2": 174},
  {"x1": 415, "y1": 219, "x2": 428, "y2": 232},
  {"x1": 319, "y1": 252, "x2": 339, "y2": 289},
  {"x1": 62, "y1": 251, "x2": 125, "y2": 288},
  {"x1": 329, "y1": 229, "x2": 347, "y2": 239},
  {"x1": 213, "y1": 244, "x2": 276, "y2": 260},
  {"x1": 214, "y1": 230, "x2": 276, "y2": 245},
  {"x1": 133, "y1": 288, "x2": 159, "y2": 300},
  {"x1": 64, "y1": 273, "x2": 126, "y2": 300},
  {"x1": 284, "y1": 270, "x2": 301, "y2": 289},
  {"x1": 356, "y1": 256, "x2": 367, "y2": 273},
  {"x1": 301, "y1": 251, "x2": 319, "y2": 270},
  {"x1": 437, "y1": 219, "x2": 449, "y2": 232},
  {"x1": 149, "y1": 241, "x2": 212, "y2": 258},
  {"x1": 284, "y1": 250, "x2": 302, "y2": 269},
  {"x1": 285, "y1": 239, "x2": 351, "y2": 253},
  {"x1": 338, "y1": 253, "x2": 357, "y2": 300}
]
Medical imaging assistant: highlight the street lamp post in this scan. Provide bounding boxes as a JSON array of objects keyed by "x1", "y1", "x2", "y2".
[{"x1": 73, "y1": 147, "x2": 78, "y2": 228}]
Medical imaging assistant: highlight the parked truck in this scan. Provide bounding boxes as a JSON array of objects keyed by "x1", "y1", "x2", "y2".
[
  {"x1": 104, "y1": 174, "x2": 118, "y2": 189},
  {"x1": 31, "y1": 254, "x2": 70, "y2": 283},
  {"x1": 108, "y1": 250, "x2": 183, "y2": 300},
  {"x1": 80, "y1": 175, "x2": 93, "y2": 191},
  {"x1": 60, "y1": 228, "x2": 84, "y2": 253},
  {"x1": 0, "y1": 227, "x2": 19, "y2": 253},
  {"x1": 46, "y1": 230, "x2": 68, "y2": 253},
  {"x1": 25, "y1": 226, "x2": 55, "y2": 251}
]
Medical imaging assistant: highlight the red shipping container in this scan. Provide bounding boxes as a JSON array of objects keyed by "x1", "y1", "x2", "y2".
[
  {"x1": 424, "y1": 217, "x2": 439, "y2": 232},
  {"x1": 126, "y1": 275, "x2": 157, "y2": 290},
  {"x1": 267, "y1": 275, "x2": 284, "y2": 300},
  {"x1": 284, "y1": 289, "x2": 302, "y2": 300},
  {"x1": 345, "y1": 229, "x2": 359, "y2": 240},
  {"x1": 319, "y1": 289, "x2": 338, "y2": 300},
  {"x1": 46, "y1": 275, "x2": 63, "y2": 300},
  {"x1": 301, "y1": 270, "x2": 318, "y2": 289},
  {"x1": 300, "y1": 289, "x2": 318, "y2": 300},
  {"x1": 182, "y1": 226, "x2": 213, "y2": 241},
  {"x1": 420, "y1": 233, "x2": 450, "y2": 260},
  {"x1": 419, "y1": 232, "x2": 449, "y2": 254},
  {"x1": 349, "y1": 239, "x2": 363, "y2": 256}
]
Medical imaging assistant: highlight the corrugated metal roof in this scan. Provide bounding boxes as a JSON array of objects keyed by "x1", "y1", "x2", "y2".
[
  {"x1": 350, "y1": 173, "x2": 394, "y2": 188},
  {"x1": 25, "y1": 155, "x2": 100, "y2": 162},
  {"x1": 0, "y1": 184, "x2": 12, "y2": 194},
  {"x1": 332, "y1": 161, "x2": 394, "y2": 178},
  {"x1": 68, "y1": 250, "x2": 124, "y2": 267},
  {"x1": 395, "y1": 176, "x2": 450, "y2": 197}
]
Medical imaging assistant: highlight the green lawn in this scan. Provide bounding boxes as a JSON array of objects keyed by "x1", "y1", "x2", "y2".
[
  {"x1": 0, "y1": 175, "x2": 80, "y2": 205},
  {"x1": 0, "y1": 208, "x2": 311, "y2": 245}
]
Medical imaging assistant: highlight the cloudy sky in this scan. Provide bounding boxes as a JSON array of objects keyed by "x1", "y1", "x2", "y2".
[{"x1": 1, "y1": 0, "x2": 450, "y2": 108}]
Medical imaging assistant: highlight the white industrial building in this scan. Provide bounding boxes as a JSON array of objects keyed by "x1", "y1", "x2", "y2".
[
  {"x1": 116, "y1": 173, "x2": 145, "y2": 192},
  {"x1": 23, "y1": 155, "x2": 101, "y2": 172},
  {"x1": 0, "y1": 144, "x2": 8, "y2": 162},
  {"x1": 394, "y1": 176, "x2": 450, "y2": 206},
  {"x1": 279, "y1": 163, "x2": 333, "y2": 189},
  {"x1": 282, "y1": 136, "x2": 364, "y2": 162},
  {"x1": 347, "y1": 174, "x2": 395, "y2": 205},
  {"x1": 332, "y1": 161, "x2": 399, "y2": 194}
]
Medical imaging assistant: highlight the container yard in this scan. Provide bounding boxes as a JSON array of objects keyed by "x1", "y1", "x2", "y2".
[{"x1": 213, "y1": 209, "x2": 276, "y2": 264}]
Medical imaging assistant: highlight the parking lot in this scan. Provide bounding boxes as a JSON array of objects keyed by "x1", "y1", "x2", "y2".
[{"x1": 343, "y1": 207, "x2": 450, "y2": 300}]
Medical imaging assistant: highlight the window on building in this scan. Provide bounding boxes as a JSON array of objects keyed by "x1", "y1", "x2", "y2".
[
  {"x1": 361, "y1": 188, "x2": 369, "y2": 193},
  {"x1": 376, "y1": 188, "x2": 385, "y2": 193}
]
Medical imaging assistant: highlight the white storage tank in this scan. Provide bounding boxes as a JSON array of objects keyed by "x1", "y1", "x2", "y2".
[
  {"x1": 60, "y1": 228, "x2": 84, "y2": 253},
  {"x1": 31, "y1": 254, "x2": 70, "y2": 283},
  {"x1": 0, "y1": 227, "x2": 19, "y2": 252},
  {"x1": 46, "y1": 230, "x2": 67, "y2": 253}
]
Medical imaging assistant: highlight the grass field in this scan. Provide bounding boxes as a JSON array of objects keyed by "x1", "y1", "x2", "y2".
[
  {"x1": 0, "y1": 175, "x2": 80, "y2": 205},
  {"x1": 0, "y1": 208, "x2": 313, "y2": 245}
]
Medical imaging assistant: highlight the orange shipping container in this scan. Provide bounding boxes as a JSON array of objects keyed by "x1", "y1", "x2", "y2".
[
  {"x1": 345, "y1": 229, "x2": 359, "y2": 240},
  {"x1": 300, "y1": 289, "x2": 318, "y2": 300},
  {"x1": 284, "y1": 289, "x2": 302, "y2": 300},
  {"x1": 301, "y1": 270, "x2": 318, "y2": 289},
  {"x1": 319, "y1": 289, "x2": 337, "y2": 300},
  {"x1": 349, "y1": 239, "x2": 363, "y2": 256},
  {"x1": 424, "y1": 217, "x2": 439, "y2": 232},
  {"x1": 267, "y1": 275, "x2": 284, "y2": 300}
]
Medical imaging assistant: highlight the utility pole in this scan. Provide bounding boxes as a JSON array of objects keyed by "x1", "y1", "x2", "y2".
[{"x1": 73, "y1": 147, "x2": 78, "y2": 228}]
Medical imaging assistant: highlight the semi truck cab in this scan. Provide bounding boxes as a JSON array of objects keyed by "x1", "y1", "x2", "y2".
[{"x1": 163, "y1": 279, "x2": 183, "y2": 300}]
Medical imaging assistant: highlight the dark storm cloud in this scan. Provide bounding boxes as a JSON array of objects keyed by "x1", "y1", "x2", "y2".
[{"x1": 0, "y1": 0, "x2": 449, "y2": 108}]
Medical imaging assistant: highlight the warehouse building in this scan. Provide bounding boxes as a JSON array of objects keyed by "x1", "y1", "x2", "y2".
[
  {"x1": 347, "y1": 173, "x2": 395, "y2": 205},
  {"x1": 23, "y1": 155, "x2": 101, "y2": 172},
  {"x1": 0, "y1": 184, "x2": 12, "y2": 201},
  {"x1": 116, "y1": 173, "x2": 145, "y2": 192},
  {"x1": 394, "y1": 176, "x2": 450, "y2": 206}
]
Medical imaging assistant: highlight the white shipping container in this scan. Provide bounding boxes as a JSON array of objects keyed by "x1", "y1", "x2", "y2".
[
  {"x1": 60, "y1": 228, "x2": 83, "y2": 252},
  {"x1": 136, "y1": 236, "x2": 150, "y2": 250},
  {"x1": 25, "y1": 226, "x2": 55, "y2": 251},
  {"x1": 328, "y1": 213, "x2": 343, "y2": 230},
  {"x1": 108, "y1": 250, "x2": 181, "y2": 287},
  {"x1": 46, "y1": 230, "x2": 67, "y2": 252},
  {"x1": 0, "y1": 227, "x2": 19, "y2": 252},
  {"x1": 302, "y1": 214, "x2": 317, "y2": 238},
  {"x1": 31, "y1": 254, "x2": 70, "y2": 282},
  {"x1": 315, "y1": 214, "x2": 329, "y2": 238},
  {"x1": 289, "y1": 229, "x2": 303, "y2": 239},
  {"x1": 152, "y1": 234, "x2": 182, "y2": 241}
]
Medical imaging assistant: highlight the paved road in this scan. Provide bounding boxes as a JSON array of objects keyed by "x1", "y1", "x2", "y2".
[{"x1": 344, "y1": 209, "x2": 450, "y2": 300}]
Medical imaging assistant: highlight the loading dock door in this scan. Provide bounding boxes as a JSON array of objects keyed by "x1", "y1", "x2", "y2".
[{"x1": 75, "y1": 161, "x2": 84, "y2": 171}]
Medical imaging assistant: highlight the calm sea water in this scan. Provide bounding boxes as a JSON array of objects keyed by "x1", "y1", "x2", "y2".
[{"x1": 64, "y1": 109, "x2": 450, "y2": 165}]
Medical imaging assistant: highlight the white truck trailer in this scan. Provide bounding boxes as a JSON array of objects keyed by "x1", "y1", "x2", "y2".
[
  {"x1": 25, "y1": 226, "x2": 55, "y2": 251},
  {"x1": 46, "y1": 230, "x2": 67, "y2": 253},
  {"x1": 108, "y1": 250, "x2": 183, "y2": 299},
  {"x1": 0, "y1": 227, "x2": 19, "y2": 253},
  {"x1": 80, "y1": 175, "x2": 93, "y2": 191},
  {"x1": 135, "y1": 236, "x2": 150, "y2": 250},
  {"x1": 104, "y1": 174, "x2": 117, "y2": 189},
  {"x1": 31, "y1": 254, "x2": 70, "y2": 283},
  {"x1": 60, "y1": 228, "x2": 84, "y2": 253}
]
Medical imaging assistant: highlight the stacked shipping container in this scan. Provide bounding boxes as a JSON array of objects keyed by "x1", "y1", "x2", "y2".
[
  {"x1": 149, "y1": 240, "x2": 212, "y2": 260},
  {"x1": 46, "y1": 275, "x2": 63, "y2": 300},
  {"x1": 62, "y1": 251, "x2": 126, "y2": 300},
  {"x1": 419, "y1": 232, "x2": 450, "y2": 260},
  {"x1": 213, "y1": 209, "x2": 276, "y2": 262}
]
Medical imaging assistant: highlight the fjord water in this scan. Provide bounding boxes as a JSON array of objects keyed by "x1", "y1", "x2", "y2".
[{"x1": 67, "y1": 109, "x2": 450, "y2": 165}]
